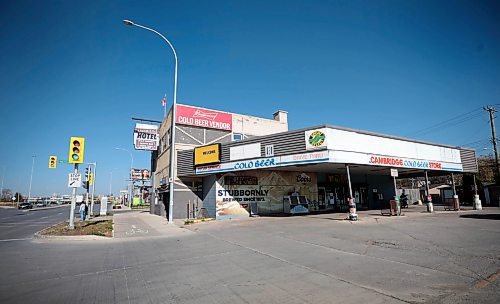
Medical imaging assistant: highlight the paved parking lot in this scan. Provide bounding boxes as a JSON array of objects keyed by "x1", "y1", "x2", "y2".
[{"x1": 0, "y1": 206, "x2": 498, "y2": 303}]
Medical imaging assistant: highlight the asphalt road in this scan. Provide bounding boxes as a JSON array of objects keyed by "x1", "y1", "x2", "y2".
[
  {"x1": 0, "y1": 205, "x2": 71, "y2": 241},
  {"x1": 0, "y1": 207, "x2": 498, "y2": 304},
  {"x1": 0, "y1": 204, "x2": 103, "y2": 241}
]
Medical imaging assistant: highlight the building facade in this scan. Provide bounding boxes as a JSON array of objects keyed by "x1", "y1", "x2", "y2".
[
  {"x1": 151, "y1": 103, "x2": 288, "y2": 218},
  {"x1": 152, "y1": 104, "x2": 478, "y2": 220}
]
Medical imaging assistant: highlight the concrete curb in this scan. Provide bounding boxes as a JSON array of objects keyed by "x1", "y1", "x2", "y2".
[{"x1": 28, "y1": 204, "x2": 70, "y2": 212}]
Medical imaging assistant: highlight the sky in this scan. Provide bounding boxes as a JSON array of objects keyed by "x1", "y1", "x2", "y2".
[{"x1": 0, "y1": 0, "x2": 499, "y2": 198}]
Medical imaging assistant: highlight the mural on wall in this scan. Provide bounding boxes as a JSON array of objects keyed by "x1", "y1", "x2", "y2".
[{"x1": 216, "y1": 171, "x2": 318, "y2": 217}]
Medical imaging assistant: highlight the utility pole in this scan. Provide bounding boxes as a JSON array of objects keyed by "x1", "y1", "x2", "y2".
[{"x1": 484, "y1": 106, "x2": 500, "y2": 183}]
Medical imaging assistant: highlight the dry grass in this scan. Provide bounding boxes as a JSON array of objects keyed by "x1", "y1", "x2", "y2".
[{"x1": 41, "y1": 220, "x2": 113, "y2": 237}]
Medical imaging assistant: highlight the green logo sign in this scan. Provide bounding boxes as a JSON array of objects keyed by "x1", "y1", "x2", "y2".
[{"x1": 308, "y1": 131, "x2": 325, "y2": 147}]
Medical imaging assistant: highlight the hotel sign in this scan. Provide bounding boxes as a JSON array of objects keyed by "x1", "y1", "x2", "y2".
[
  {"x1": 176, "y1": 104, "x2": 232, "y2": 131},
  {"x1": 194, "y1": 144, "x2": 222, "y2": 166},
  {"x1": 133, "y1": 123, "x2": 159, "y2": 151}
]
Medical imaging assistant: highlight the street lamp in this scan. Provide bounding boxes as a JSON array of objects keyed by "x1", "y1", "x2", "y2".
[
  {"x1": 28, "y1": 155, "x2": 36, "y2": 203},
  {"x1": 123, "y1": 19, "x2": 178, "y2": 223},
  {"x1": 115, "y1": 148, "x2": 134, "y2": 207}
]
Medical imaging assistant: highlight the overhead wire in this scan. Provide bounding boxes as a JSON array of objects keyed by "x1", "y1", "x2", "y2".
[{"x1": 410, "y1": 108, "x2": 484, "y2": 137}]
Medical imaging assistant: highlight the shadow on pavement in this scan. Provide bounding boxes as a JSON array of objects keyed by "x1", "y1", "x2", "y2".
[{"x1": 460, "y1": 214, "x2": 500, "y2": 220}]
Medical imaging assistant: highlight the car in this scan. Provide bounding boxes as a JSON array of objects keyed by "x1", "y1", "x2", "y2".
[
  {"x1": 18, "y1": 202, "x2": 33, "y2": 210},
  {"x1": 36, "y1": 202, "x2": 47, "y2": 207}
]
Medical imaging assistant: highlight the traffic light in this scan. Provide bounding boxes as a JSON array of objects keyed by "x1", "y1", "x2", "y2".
[
  {"x1": 48, "y1": 156, "x2": 57, "y2": 169},
  {"x1": 89, "y1": 173, "x2": 94, "y2": 186},
  {"x1": 68, "y1": 137, "x2": 85, "y2": 164},
  {"x1": 83, "y1": 167, "x2": 90, "y2": 190}
]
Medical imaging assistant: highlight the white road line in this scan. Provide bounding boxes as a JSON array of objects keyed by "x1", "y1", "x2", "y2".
[{"x1": 0, "y1": 238, "x2": 32, "y2": 242}]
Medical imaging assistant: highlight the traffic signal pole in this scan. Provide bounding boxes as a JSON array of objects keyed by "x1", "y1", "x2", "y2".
[
  {"x1": 91, "y1": 162, "x2": 96, "y2": 216},
  {"x1": 85, "y1": 165, "x2": 90, "y2": 220},
  {"x1": 69, "y1": 164, "x2": 78, "y2": 229}
]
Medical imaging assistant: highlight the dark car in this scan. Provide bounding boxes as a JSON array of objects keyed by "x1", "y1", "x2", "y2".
[{"x1": 18, "y1": 202, "x2": 33, "y2": 210}]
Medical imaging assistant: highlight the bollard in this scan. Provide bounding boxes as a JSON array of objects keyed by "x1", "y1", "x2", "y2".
[
  {"x1": 473, "y1": 195, "x2": 482, "y2": 210},
  {"x1": 395, "y1": 196, "x2": 401, "y2": 216},
  {"x1": 348, "y1": 197, "x2": 358, "y2": 221},
  {"x1": 426, "y1": 195, "x2": 434, "y2": 213},
  {"x1": 453, "y1": 195, "x2": 460, "y2": 211}
]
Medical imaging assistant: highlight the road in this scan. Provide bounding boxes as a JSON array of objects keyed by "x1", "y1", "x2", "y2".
[
  {"x1": 0, "y1": 204, "x2": 103, "y2": 241},
  {"x1": 0, "y1": 207, "x2": 498, "y2": 304}
]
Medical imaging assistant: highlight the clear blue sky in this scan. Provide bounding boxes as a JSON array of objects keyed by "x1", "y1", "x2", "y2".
[{"x1": 1, "y1": 0, "x2": 499, "y2": 197}]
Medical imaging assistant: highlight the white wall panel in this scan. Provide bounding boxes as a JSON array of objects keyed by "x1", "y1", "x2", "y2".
[
  {"x1": 326, "y1": 129, "x2": 461, "y2": 163},
  {"x1": 230, "y1": 143, "x2": 261, "y2": 161}
]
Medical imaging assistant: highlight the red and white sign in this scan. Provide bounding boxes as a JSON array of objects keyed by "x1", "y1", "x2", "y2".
[{"x1": 176, "y1": 104, "x2": 232, "y2": 131}]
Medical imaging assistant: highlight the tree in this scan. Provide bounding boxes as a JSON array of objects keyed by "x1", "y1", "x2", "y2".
[
  {"x1": 14, "y1": 192, "x2": 23, "y2": 202},
  {"x1": 1, "y1": 189, "x2": 12, "y2": 201},
  {"x1": 477, "y1": 155, "x2": 496, "y2": 185}
]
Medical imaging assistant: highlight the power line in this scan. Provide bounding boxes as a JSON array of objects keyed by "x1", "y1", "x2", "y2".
[{"x1": 410, "y1": 108, "x2": 484, "y2": 137}]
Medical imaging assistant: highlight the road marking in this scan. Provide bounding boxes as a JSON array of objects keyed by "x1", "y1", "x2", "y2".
[
  {"x1": 40, "y1": 216, "x2": 49, "y2": 219},
  {"x1": 0, "y1": 238, "x2": 32, "y2": 242}
]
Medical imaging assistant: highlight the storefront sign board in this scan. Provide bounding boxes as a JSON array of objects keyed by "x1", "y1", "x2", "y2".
[
  {"x1": 194, "y1": 143, "x2": 221, "y2": 166},
  {"x1": 305, "y1": 129, "x2": 328, "y2": 150},
  {"x1": 176, "y1": 104, "x2": 232, "y2": 131},
  {"x1": 133, "y1": 123, "x2": 159, "y2": 151},
  {"x1": 196, "y1": 151, "x2": 330, "y2": 174}
]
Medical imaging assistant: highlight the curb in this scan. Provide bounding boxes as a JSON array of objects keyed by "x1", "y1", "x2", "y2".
[{"x1": 28, "y1": 204, "x2": 70, "y2": 212}]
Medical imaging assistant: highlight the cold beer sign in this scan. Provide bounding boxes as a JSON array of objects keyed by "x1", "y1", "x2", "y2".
[
  {"x1": 176, "y1": 104, "x2": 232, "y2": 131},
  {"x1": 133, "y1": 123, "x2": 159, "y2": 151}
]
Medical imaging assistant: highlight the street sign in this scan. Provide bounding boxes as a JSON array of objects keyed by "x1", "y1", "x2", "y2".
[
  {"x1": 390, "y1": 168, "x2": 398, "y2": 177},
  {"x1": 68, "y1": 173, "x2": 82, "y2": 188},
  {"x1": 58, "y1": 160, "x2": 68, "y2": 164}
]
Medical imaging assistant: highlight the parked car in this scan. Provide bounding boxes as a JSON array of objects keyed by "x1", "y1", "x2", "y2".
[
  {"x1": 18, "y1": 202, "x2": 33, "y2": 210},
  {"x1": 36, "y1": 201, "x2": 46, "y2": 207}
]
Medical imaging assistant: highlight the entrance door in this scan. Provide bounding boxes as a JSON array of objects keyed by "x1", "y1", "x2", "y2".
[
  {"x1": 354, "y1": 187, "x2": 368, "y2": 210},
  {"x1": 318, "y1": 187, "x2": 326, "y2": 210}
]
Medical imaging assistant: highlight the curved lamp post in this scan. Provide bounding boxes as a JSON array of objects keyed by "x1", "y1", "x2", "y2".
[
  {"x1": 115, "y1": 147, "x2": 134, "y2": 206},
  {"x1": 28, "y1": 155, "x2": 36, "y2": 203},
  {"x1": 123, "y1": 19, "x2": 178, "y2": 223}
]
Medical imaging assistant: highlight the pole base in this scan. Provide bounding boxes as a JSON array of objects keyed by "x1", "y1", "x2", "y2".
[
  {"x1": 473, "y1": 195, "x2": 482, "y2": 210},
  {"x1": 427, "y1": 202, "x2": 434, "y2": 213}
]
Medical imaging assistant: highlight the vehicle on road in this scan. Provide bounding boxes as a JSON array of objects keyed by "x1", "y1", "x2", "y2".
[
  {"x1": 18, "y1": 202, "x2": 33, "y2": 210},
  {"x1": 36, "y1": 202, "x2": 47, "y2": 207}
]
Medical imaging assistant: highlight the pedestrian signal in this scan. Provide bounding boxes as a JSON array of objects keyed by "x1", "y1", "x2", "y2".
[
  {"x1": 68, "y1": 137, "x2": 85, "y2": 164},
  {"x1": 49, "y1": 156, "x2": 57, "y2": 169}
]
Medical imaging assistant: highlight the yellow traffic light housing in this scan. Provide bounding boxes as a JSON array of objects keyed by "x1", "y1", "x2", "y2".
[
  {"x1": 68, "y1": 137, "x2": 85, "y2": 164},
  {"x1": 48, "y1": 156, "x2": 57, "y2": 168},
  {"x1": 89, "y1": 173, "x2": 94, "y2": 185}
]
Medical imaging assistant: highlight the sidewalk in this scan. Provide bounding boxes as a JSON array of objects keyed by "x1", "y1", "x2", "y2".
[{"x1": 113, "y1": 211, "x2": 192, "y2": 239}]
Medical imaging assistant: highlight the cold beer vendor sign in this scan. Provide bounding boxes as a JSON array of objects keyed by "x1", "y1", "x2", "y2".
[{"x1": 176, "y1": 104, "x2": 232, "y2": 131}]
